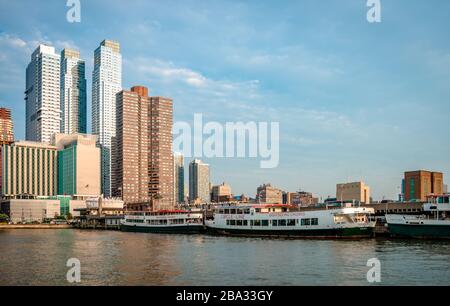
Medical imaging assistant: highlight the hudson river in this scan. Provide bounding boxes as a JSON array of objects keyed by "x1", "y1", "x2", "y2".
[{"x1": 0, "y1": 230, "x2": 449, "y2": 286}]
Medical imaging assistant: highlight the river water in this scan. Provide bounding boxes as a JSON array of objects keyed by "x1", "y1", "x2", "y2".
[{"x1": 0, "y1": 229, "x2": 449, "y2": 286}]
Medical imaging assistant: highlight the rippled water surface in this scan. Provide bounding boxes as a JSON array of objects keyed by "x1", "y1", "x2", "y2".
[{"x1": 0, "y1": 229, "x2": 449, "y2": 285}]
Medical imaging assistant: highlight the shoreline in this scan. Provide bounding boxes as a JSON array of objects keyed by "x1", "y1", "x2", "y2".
[{"x1": 0, "y1": 224, "x2": 72, "y2": 229}]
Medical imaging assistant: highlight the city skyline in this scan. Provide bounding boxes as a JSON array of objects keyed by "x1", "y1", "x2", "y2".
[{"x1": 1, "y1": 0, "x2": 450, "y2": 200}]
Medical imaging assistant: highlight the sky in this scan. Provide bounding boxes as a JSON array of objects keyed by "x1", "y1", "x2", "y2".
[{"x1": 0, "y1": 0, "x2": 449, "y2": 200}]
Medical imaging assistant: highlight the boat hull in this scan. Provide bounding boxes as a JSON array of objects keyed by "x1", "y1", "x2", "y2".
[
  {"x1": 206, "y1": 226, "x2": 374, "y2": 239},
  {"x1": 121, "y1": 224, "x2": 205, "y2": 234},
  {"x1": 388, "y1": 223, "x2": 450, "y2": 239}
]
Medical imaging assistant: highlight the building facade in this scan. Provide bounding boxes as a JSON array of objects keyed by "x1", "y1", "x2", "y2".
[
  {"x1": 286, "y1": 191, "x2": 319, "y2": 207},
  {"x1": 404, "y1": 170, "x2": 444, "y2": 201},
  {"x1": 336, "y1": 181, "x2": 371, "y2": 204},
  {"x1": 1, "y1": 141, "x2": 57, "y2": 198},
  {"x1": 0, "y1": 108, "x2": 14, "y2": 195},
  {"x1": 112, "y1": 86, "x2": 150, "y2": 206},
  {"x1": 54, "y1": 133, "x2": 101, "y2": 197},
  {"x1": 25, "y1": 45, "x2": 61, "y2": 143},
  {"x1": 92, "y1": 40, "x2": 122, "y2": 197},
  {"x1": 1, "y1": 199, "x2": 60, "y2": 223},
  {"x1": 0, "y1": 108, "x2": 14, "y2": 145},
  {"x1": 256, "y1": 183, "x2": 283, "y2": 204},
  {"x1": 60, "y1": 48, "x2": 87, "y2": 134},
  {"x1": 149, "y1": 96, "x2": 174, "y2": 210},
  {"x1": 189, "y1": 159, "x2": 210, "y2": 203},
  {"x1": 211, "y1": 182, "x2": 232, "y2": 203},
  {"x1": 173, "y1": 152, "x2": 185, "y2": 204}
]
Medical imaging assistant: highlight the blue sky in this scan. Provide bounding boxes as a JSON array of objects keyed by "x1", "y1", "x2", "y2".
[{"x1": 1, "y1": 0, "x2": 449, "y2": 200}]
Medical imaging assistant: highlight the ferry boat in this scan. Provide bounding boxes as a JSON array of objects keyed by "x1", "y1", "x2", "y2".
[
  {"x1": 386, "y1": 195, "x2": 450, "y2": 239},
  {"x1": 121, "y1": 210, "x2": 205, "y2": 234},
  {"x1": 205, "y1": 204, "x2": 375, "y2": 238}
]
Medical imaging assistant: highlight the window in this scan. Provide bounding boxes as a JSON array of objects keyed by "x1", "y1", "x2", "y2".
[
  {"x1": 237, "y1": 220, "x2": 243, "y2": 226},
  {"x1": 287, "y1": 219, "x2": 296, "y2": 226},
  {"x1": 301, "y1": 219, "x2": 311, "y2": 226},
  {"x1": 253, "y1": 220, "x2": 261, "y2": 226},
  {"x1": 272, "y1": 220, "x2": 278, "y2": 226},
  {"x1": 262, "y1": 220, "x2": 269, "y2": 226},
  {"x1": 243, "y1": 220, "x2": 248, "y2": 226},
  {"x1": 279, "y1": 220, "x2": 286, "y2": 226},
  {"x1": 311, "y1": 218, "x2": 319, "y2": 226},
  {"x1": 230, "y1": 220, "x2": 236, "y2": 226}
]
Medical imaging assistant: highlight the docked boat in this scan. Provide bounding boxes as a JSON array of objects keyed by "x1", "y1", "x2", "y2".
[
  {"x1": 386, "y1": 195, "x2": 450, "y2": 239},
  {"x1": 205, "y1": 204, "x2": 375, "y2": 238},
  {"x1": 121, "y1": 210, "x2": 205, "y2": 234}
]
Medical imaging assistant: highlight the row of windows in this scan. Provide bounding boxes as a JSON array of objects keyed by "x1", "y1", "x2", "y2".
[{"x1": 226, "y1": 218, "x2": 319, "y2": 227}]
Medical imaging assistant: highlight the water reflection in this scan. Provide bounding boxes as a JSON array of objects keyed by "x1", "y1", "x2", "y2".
[{"x1": 0, "y1": 230, "x2": 449, "y2": 286}]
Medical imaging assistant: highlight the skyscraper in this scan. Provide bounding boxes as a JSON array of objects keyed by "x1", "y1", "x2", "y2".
[
  {"x1": 149, "y1": 96, "x2": 174, "y2": 210},
  {"x1": 113, "y1": 86, "x2": 150, "y2": 207},
  {"x1": 60, "y1": 48, "x2": 87, "y2": 134},
  {"x1": 189, "y1": 159, "x2": 210, "y2": 203},
  {"x1": 54, "y1": 133, "x2": 101, "y2": 197},
  {"x1": 92, "y1": 40, "x2": 122, "y2": 197},
  {"x1": 25, "y1": 45, "x2": 61, "y2": 143},
  {"x1": 0, "y1": 108, "x2": 14, "y2": 145},
  {"x1": 173, "y1": 152, "x2": 185, "y2": 204}
]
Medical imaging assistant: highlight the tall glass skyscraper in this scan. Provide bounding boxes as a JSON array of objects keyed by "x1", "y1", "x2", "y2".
[
  {"x1": 189, "y1": 159, "x2": 210, "y2": 203},
  {"x1": 25, "y1": 45, "x2": 61, "y2": 143},
  {"x1": 60, "y1": 48, "x2": 87, "y2": 134},
  {"x1": 92, "y1": 40, "x2": 122, "y2": 197},
  {"x1": 173, "y1": 152, "x2": 185, "y2": 204}
]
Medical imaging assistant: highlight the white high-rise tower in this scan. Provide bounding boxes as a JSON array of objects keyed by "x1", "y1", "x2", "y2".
[
  {"x1": 25, "y1": 45, "x2": 61, "y2": 143},
  {"x1": 60, "y1": 48, "x2": 87, "y2": 134},
  {"x1": 92, "y1": 40, "x2": 122, "y2": 197}
]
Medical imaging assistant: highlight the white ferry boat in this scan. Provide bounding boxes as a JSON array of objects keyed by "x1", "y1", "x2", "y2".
[
  {"x1": 121, "y1": 210, "x2": 205, "y2": 234},
  {"x1": 205, "y1": 204, "x2": 375, "y2": 238},
  {"x1": 386, "y1": 195, "x2": 450, "y2": 239}
]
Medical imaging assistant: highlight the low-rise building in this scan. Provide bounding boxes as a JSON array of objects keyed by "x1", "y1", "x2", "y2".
[
  {"x1": 256, "y1": 184, "x2": 283, "y2": 204},
  {"x1": 211, "y1": 182, "x2": 232, "y2": 202},
  {"x1": 286, "y1": 191, "x2": 319, "y2": 207},
  {"x1": 404, "y1": 170, "x2": 444, "y2": 201},
  {"x1": 1, "y1": 199, "x2": 60, "y2": 223},
  {"x1": 336, "y1": 181, "x2": 371, "y2": 204}
]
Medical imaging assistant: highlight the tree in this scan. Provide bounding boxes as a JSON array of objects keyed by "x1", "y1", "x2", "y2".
[{"x1": 0, "y1": 213, "x2": 9, "y2": 223}]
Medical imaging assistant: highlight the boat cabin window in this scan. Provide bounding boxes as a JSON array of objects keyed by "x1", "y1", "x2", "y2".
[
  {"x1": 287, "y1": 219, "x2": 296, "y2": 226},
  {"x1": 255, "y1": 208, "x2": 261, "y2": 213},
  {"x1": 438, "y1": 197, "x2": 450, "y2": 204},
  {"x1": 224, "y1": 209, "x2": 230, "y2": 214},
  {"x1": 262, "y1": 220, "x2": 269, "y2": 226},
  {"x1": 230, "y1": 209, "x2": 236, "y2": 214},
  {"x1": 243, "y1": 220, "x2": 248, "y2": 226},
  {"x1": 272, "y1": 220, "x2": 278, "y2": 226},
  {"x1": 301, "y1": 218, "x2": 318, "y2": 226},
  {"x1": 236, "y1": 220, "x2": 243, "y2": 226},
  {"x1": 279, "y1": 220, "x2": 286, "y2": 226},
  {"x1": 251, "y1": 220, "x2": 262, "y2": 226}
]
